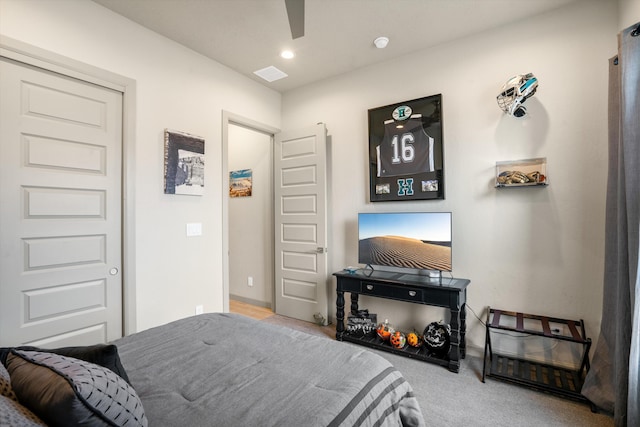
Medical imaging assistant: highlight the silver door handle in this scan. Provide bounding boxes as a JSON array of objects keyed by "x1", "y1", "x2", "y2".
[
  {"x1": 305, "y1": 247, "x2": 326, "y2": 254},
  {"x1": 408, "y1": 291, "x2": 417, "y2": 297},
  {"x1": 109, "y1": 267, "x2": 119, "y2": 276}
]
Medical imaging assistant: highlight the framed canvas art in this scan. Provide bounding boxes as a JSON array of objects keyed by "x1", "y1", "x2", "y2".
[
  {"x1": 164, "y1": 129, "x2": 205, "y2": 195},
  {"x1": 368, "y1": 94, "x2": 444, "y2": 202}
]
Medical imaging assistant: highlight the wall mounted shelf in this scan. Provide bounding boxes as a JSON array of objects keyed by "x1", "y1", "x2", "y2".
[{"x1": 495, "y1": 157, "x2": 548, "y2": 188}]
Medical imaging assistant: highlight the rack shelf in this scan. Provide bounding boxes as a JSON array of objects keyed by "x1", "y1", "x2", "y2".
[
  {"x1": 340, "y1": 332, "x2": 451, "y2": 369},
  {"x1": 482, "y1": 307, "x2": 594, "y2": 408}
]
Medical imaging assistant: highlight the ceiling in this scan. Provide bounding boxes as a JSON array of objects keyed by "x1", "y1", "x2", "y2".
[{"x1": 91, "y1": 0, "x2": 577, "y2": 93}]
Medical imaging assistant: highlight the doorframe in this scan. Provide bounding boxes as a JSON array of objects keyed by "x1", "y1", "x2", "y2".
[
  {"x1": 0, "y1": 35, "x2": 138, "y2": 335},
  {"x1": 221, "y1": 111, "x2": 280, "y2": 312}
]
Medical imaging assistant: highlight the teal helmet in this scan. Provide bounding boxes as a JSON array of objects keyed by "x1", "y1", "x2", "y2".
[{"x1": 497, "y1": 73, "x2": 538, "y2": 117}]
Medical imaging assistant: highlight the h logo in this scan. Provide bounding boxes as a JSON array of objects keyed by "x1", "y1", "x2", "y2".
[{"x1": 397, "y1": 178, "x2": 414, "y2": 196}]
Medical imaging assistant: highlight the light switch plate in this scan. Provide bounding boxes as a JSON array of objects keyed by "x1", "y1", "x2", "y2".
[{"x1": 186, "y1": 222, "x2": 202, "y2": 236}]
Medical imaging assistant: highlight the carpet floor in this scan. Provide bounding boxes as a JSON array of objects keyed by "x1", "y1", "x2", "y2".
[{"x1": 261, "y1": 313, "x2": 614, "y2": 427}]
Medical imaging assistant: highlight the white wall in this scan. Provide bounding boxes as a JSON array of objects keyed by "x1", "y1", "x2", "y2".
[
  {"x1": 0, "y1": 0, "x2": 281, "y2": 332},
  {"x1": 282, "y1": 0, "x2": 618, "y2": 355},
  {"x1": 228, "y1": 125, "x2": 273, "y2": 306},
  {"x1": 1, "y1": 0, "x2": 630, "y2": 355},
  {"x1": 618, "y1": 0, "x2": 640, "y2": 29}
]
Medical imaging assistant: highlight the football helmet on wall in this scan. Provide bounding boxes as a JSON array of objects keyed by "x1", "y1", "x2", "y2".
[{"x1": 496, "y1": 73, "x2": 538, "y2": 117}]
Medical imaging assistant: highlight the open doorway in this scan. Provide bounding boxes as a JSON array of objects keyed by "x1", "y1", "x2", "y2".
[
  {"x1": 221, "y1": 112, "x2": 279, "y2": 313},
  {"x1": 222, "y1": 113, "x2": 330, "y2": 325},
  {"x1": 228, "y1": 123, "x2": 273, "y2": 308}
]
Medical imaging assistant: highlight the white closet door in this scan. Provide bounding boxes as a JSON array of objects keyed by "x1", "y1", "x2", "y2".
[{"x1": 0, "y1": 57, "x2": 123, "y2": 347}]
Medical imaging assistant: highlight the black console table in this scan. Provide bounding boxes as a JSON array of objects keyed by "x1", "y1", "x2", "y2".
[{"x1": 333, "y1": 270, "x2": 470, "y2": 373}]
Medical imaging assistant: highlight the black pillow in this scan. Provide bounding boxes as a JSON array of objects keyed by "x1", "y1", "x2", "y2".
[
  {"x1": 0, "y1": 344, "x2": 130, "y2": 384},
  {"x1": 6, "y1": 350, "x2": 147, "y2": 427}
]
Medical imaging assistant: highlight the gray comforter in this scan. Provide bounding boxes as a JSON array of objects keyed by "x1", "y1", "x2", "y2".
[{"x1": 113, "y1": 313, "x2": 425, "y2": 427}]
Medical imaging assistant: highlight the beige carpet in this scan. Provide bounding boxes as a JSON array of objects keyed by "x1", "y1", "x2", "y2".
[
  {"x1": 257, "y1": 313, "x2": 613, "y2": 427},
  {"x1": 260, "y1": 313, "x2": 336, "y2": 339}
]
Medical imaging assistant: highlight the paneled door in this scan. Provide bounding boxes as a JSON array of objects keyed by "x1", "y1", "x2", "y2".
[
  {"x1": 274, "y1": 124, "x2": 329, "y2": 324},
  {"x1": 0, "y1": 57, "x2": 123, "y2": 347}
]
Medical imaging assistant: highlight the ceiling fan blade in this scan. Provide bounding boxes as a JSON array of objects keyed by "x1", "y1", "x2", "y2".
[{"x1": 285, "y1": 0, "x2": 305, "y2": 39}]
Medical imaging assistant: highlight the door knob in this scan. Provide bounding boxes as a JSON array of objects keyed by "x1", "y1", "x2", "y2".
[
  {"x1": 109, "y1": 267, "x2": 119, "y2": 276},
  {"x1": 306, "y1": 247, "x2": 327, "y2": 254}
]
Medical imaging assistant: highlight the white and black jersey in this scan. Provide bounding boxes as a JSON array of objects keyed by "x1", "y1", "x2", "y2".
[{"x1": 376, "y1": 115, "x2": 435, "y2": 177}]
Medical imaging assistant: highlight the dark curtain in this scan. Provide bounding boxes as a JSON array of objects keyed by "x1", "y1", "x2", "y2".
[{"x1": 581, "y1": 22, "x2": 640, "y2": 427}]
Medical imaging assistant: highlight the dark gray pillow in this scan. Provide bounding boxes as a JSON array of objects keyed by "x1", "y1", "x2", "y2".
[
  {"x1": 0, "y1": 344, "x2": 130, "y2": 384},
  {"x1": 6, "y1": 350, "x2": 147, "y2": 427}
]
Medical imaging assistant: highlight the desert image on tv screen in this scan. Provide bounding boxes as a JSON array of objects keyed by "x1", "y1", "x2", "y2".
[{"x1": 358, "y1": 212, "x2": 452, "y2": 272}]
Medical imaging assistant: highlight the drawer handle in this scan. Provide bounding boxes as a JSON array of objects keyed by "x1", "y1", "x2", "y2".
[
  {"x1": 408, "y1": 291, "x2": 417, "y2": 297},
  {"x1": 366, "y1": 285, "x2": 374, "y2": 291}
]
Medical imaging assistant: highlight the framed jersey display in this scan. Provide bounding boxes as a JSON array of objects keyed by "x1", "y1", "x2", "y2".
[{"x1": 368, "y1": 94, "x2": 444, "y2": 202}]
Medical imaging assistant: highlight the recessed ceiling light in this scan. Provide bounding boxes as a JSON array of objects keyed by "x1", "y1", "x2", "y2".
[
  {"x1": 374, "y1": 36, "x2": 389, "y2": 49},
  {"x1": 280, "y1": 50, "x2": 295, "y2": 59}
]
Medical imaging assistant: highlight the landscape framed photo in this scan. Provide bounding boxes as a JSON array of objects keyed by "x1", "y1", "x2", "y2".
[{"x1": 368, "y1": 94, "x2": 444, "y2": 202}]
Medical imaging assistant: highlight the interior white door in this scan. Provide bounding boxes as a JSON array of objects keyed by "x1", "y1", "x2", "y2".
[
  {"x1": 274, "y1": 123, "x2": 329, "y2": 324},
  {"x1": 0, "y1": 57, "x2": 123, "y2": 347}
]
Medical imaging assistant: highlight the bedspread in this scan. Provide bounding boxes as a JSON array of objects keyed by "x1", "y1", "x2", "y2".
[{"x1": 113, "y1": 313, "x2": 425, "y2": 427}]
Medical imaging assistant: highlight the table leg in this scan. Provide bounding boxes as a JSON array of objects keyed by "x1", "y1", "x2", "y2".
[
  {"x1": 350, "y1": 293, "x2": 359, "y2": 315},
  {"x1": 449, "y1": 307, "x2": 461, "y2": 373},
  {"x1": 460, "y1": 303, "x2": 467, "y2": 359},
  {"x1": 336, "y1": 291, "x2": 345, "y2": 340}
]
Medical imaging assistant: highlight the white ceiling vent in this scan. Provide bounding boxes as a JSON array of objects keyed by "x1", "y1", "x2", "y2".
[{"x1": 253, "y1": 66, "x2": 288, "y2": 82}]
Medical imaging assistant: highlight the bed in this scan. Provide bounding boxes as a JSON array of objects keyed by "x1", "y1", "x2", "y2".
[{"x1": 1, "y1": 313, "x2": 425, "y2": 427}]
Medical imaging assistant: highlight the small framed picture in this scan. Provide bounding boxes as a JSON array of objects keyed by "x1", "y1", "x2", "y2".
[
  {"x1": 368, "y1": 94, "x2": 444, "y2": 202},
  {"x1": 229, "y1": 169, "x2": 253, "y2": 197}
]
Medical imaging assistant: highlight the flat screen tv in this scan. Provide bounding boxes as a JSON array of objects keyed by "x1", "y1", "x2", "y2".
[{"x1": 358, "y1": 212, "x2": 452, "y2": 272}]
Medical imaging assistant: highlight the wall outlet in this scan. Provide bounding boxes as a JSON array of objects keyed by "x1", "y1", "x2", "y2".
[
  {"x1": 195, "y1": 305, "x2": 204, "y2": 315},
  {"x1": 247, "y1": 276, "x2": 253, "y2": 287}
]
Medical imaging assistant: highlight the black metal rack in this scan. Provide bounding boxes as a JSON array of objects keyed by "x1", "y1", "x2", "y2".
[{"x1": 482, "y1": 307, "x2": 594, "y2": 409}]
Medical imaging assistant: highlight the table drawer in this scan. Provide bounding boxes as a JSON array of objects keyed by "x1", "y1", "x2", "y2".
[{"x1": 361, "y1": 282, "x2": 423, "y2": 301}]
